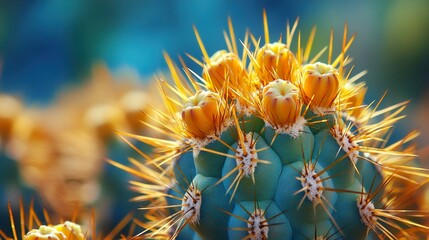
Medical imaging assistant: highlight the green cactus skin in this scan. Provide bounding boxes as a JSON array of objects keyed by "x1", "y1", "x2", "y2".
[{"x1": 170, "y1": 118, "x2": 369, "y2": 240}]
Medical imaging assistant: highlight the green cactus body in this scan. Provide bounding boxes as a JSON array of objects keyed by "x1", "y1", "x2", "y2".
[
  {"x1": 170, "y1": 116, "x2": 359, "y2": 239},
  {"x1": 122, "y1": 13, "x2": 429, "y2": 240}
]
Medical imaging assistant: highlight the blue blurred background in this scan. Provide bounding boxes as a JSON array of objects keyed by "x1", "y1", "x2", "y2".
[{"x1": 1, "y1": 0, "x2": 428, "y2": 236}]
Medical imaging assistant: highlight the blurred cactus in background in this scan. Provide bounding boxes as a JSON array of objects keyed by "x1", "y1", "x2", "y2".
[
  {"x1": 0, "y1": 64, "x2": 157, "y2": 236},
  {"x1": 1, "y1": 200, "x2": 138, "y2": 239},
  {"x1": 117, "y1": 12, "x2": 429, "y2": 239}
]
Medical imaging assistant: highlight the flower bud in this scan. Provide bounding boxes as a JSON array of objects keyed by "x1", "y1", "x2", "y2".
[
  {"x1": 203, "y1": 50, "x2": 246, "y2": 91},
  {"x1": 255, "y1": 42, "x2": 298, "y2": 84},
  {"x1": 54, "y1": 221, "x2": 84, "y2": 240},
  {"x1": 262, "y1": 79, "x2": 301, "y2": 127},
  {"x1": 24, "y1": 225, "x2": 66, "y2": 240},
  {"x1": 181, "y1": 91, "x2": 225, "y2": 139},
  {"x1": 301, "y1": 62, "x2": 339, "y2": 108}
]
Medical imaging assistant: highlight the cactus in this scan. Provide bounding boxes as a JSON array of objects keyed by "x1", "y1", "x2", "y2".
[{"x1": 118, "y1": 12, "x2": 429, "y2": 240}]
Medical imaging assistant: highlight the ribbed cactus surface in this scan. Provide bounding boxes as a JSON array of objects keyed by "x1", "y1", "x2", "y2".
[{"x1": 119, "y1": 13, "x2": 429, "y2": 240}]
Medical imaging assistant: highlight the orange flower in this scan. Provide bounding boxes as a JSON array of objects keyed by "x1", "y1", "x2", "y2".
[
  {"x1": 203, "y1": 50, "x2": 247, "y2": 92},
  {"x1": 255, "y1": 42, "x2": 298, "y2": 84},
  {"x1": 301, "y1": 62, "x2": 339, "y2": 109},
  {"x1": 262, "y1": 79, "x2": 301, "y2": 127},
  {"x1": 181, "y1": 91, "x2": 225, "y2": 139}
]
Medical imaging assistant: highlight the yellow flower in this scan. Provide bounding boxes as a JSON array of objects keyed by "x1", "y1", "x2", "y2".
[
  {"x1": 24, "y1": 225, "x2": 66, "y2": 240},
  {"x1": 181, "y1": 90, "x2": 226, "y2": 139},
  {"x1": 203, "y1": 50, "x2": 247, "y2": 93},
  {"x1": 84, "y1": 103, "x2": 126, "y2": 141},
  {"x1": 255, "y1": 42, "x2": 298, "y2": 84},
  {"x1": 54, "y1": 221, "x2": 84, "y2": 240},
  {"x1": 3, "y1": 200, "x2": 136, "y2": 240},
  {"x1": 119, "y1": 89, "x2": 148, "y2": 132},
  {"x1": 262, "y1": 79, "x2": 301, "y2": 127},
  {"x1": 301, "y1": 62, "x2": 340, "y2": 109}
]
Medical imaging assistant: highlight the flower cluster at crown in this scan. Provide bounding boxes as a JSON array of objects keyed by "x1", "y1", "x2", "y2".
[{"x1": 157, "y1": 15, "x2": 366, "y2": 153}]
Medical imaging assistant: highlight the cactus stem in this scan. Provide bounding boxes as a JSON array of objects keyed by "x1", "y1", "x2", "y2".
[
  {"x1": 106, "y1": 11, "x2": 429, "y2": 239},
  {"x1": 291, "y1": 158, "x2": 345, "y2": 236},
  {"x1": 215, "y1": 120, "x2": 271, "y2": 202}
]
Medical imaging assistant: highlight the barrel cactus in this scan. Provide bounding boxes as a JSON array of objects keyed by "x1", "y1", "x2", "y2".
[{"x1": 117, "y1": 12, "x2": 429, "y2": 239}]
